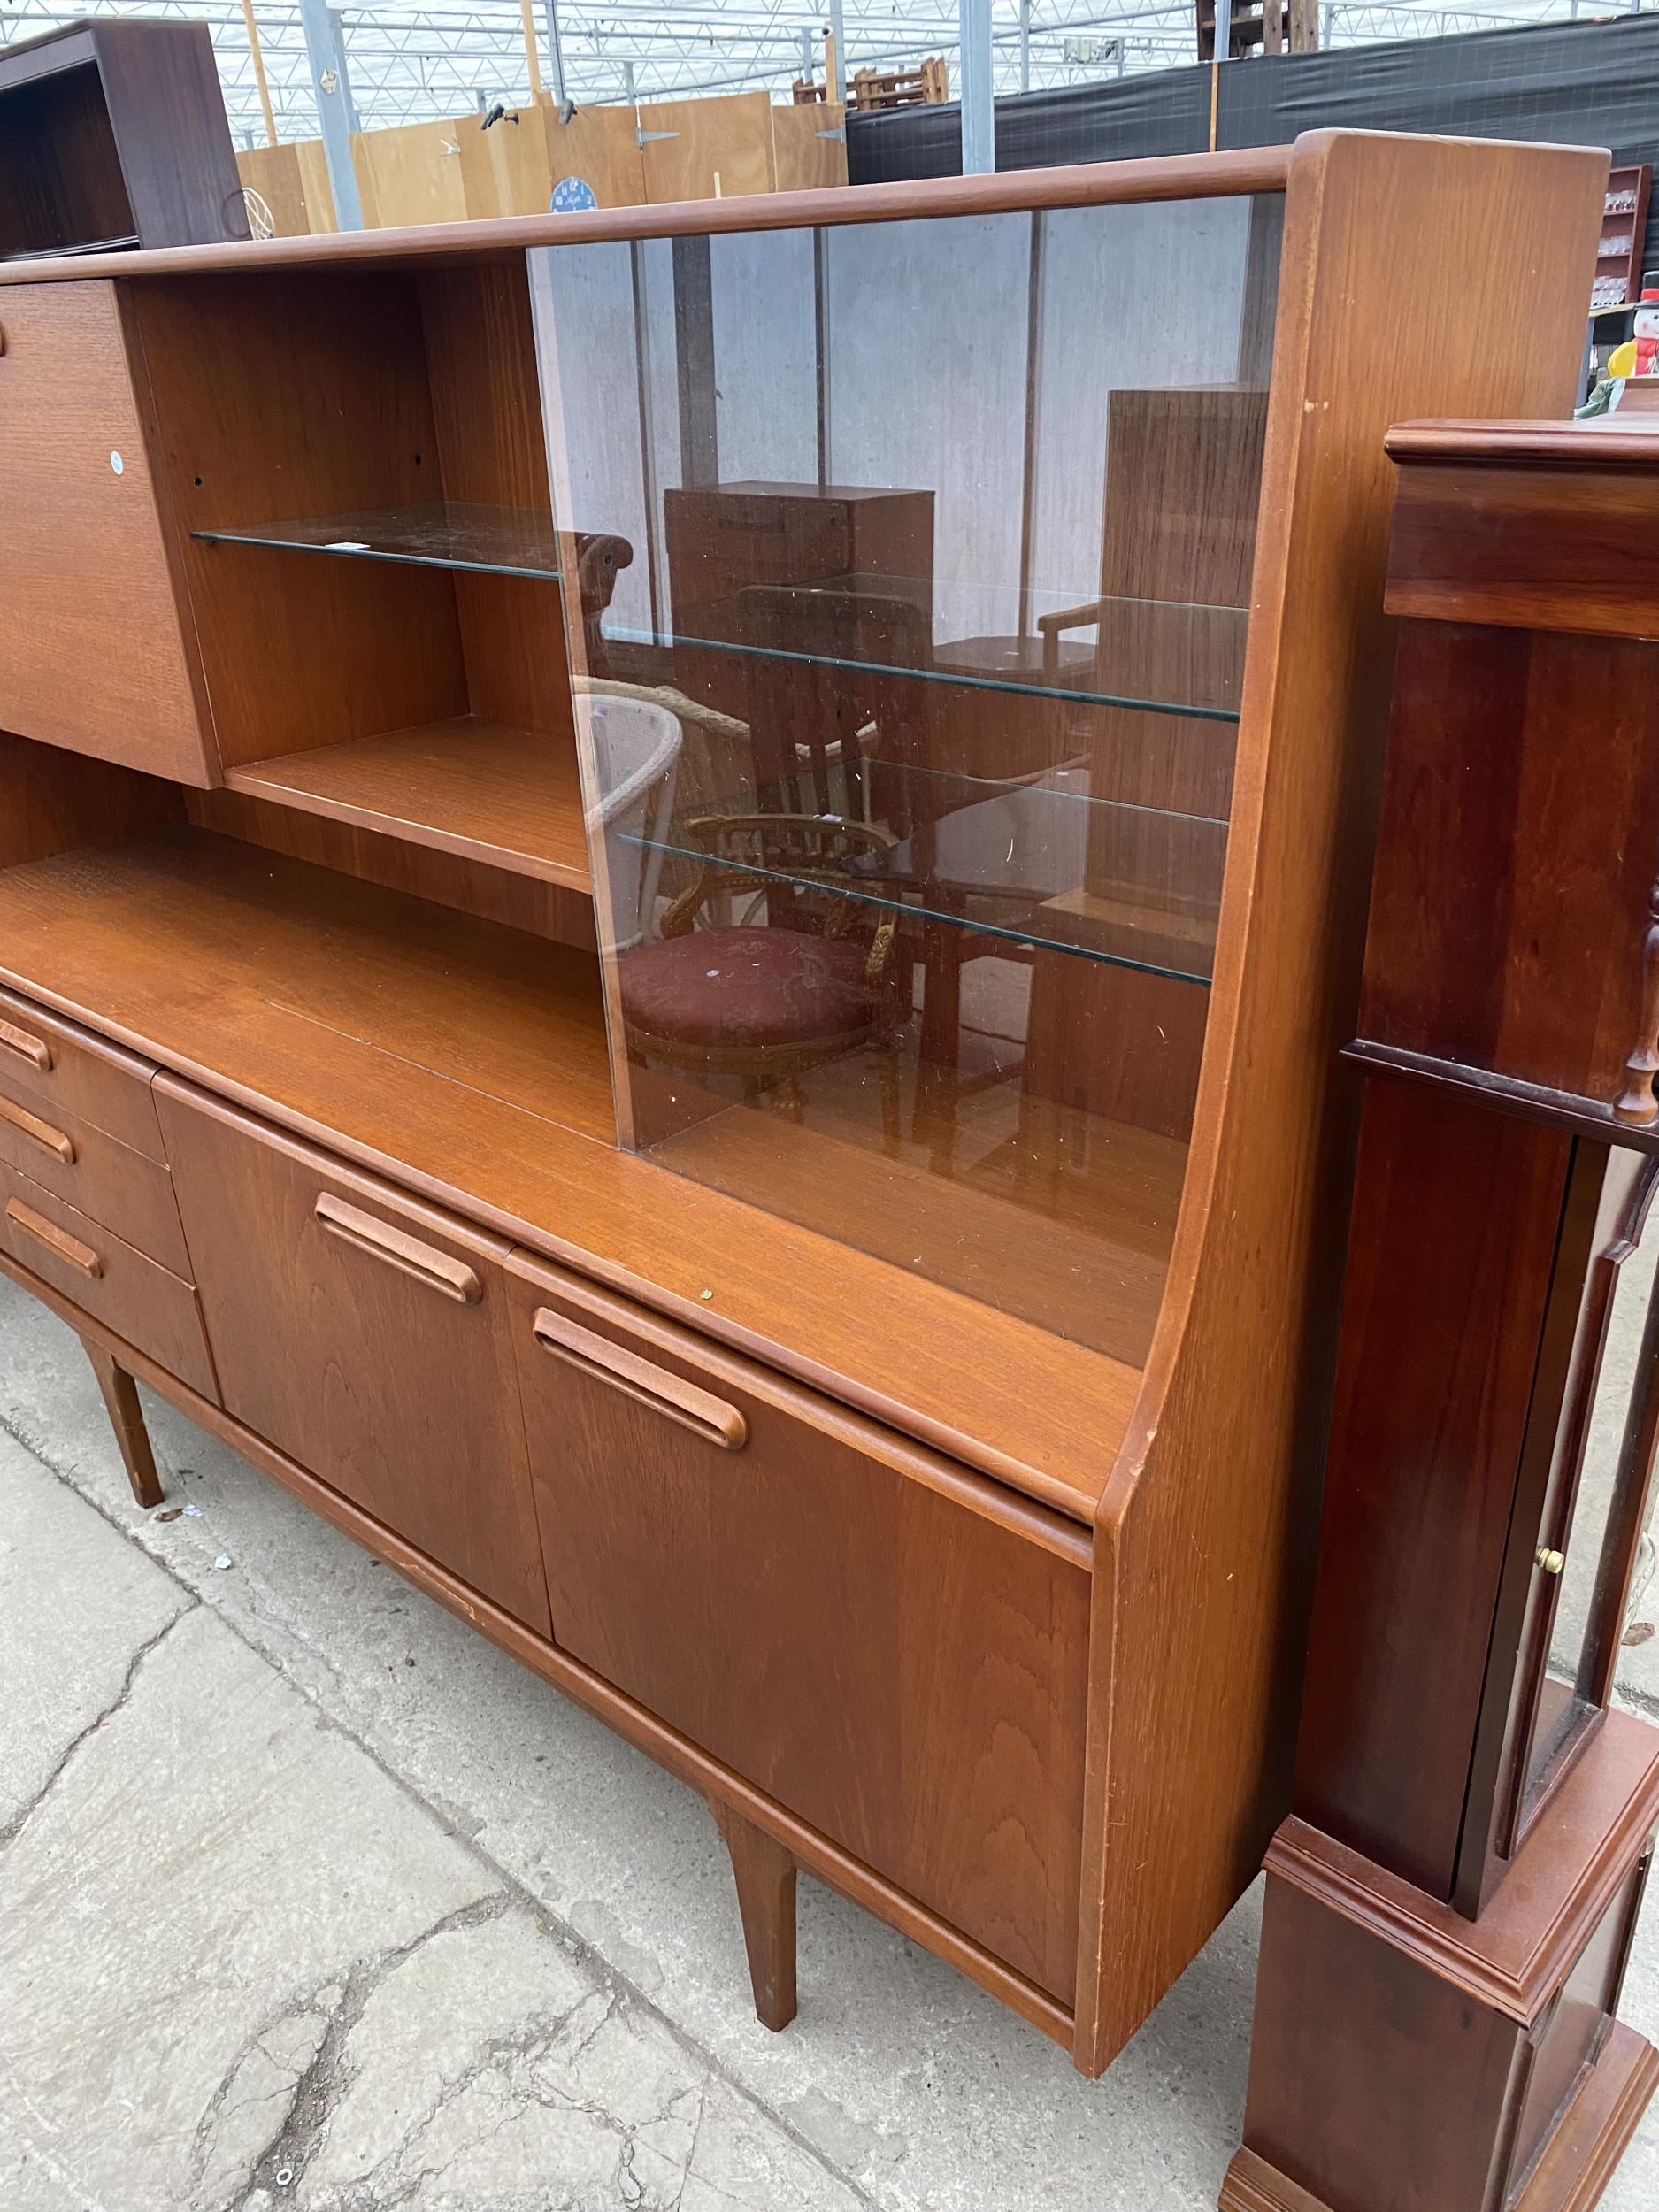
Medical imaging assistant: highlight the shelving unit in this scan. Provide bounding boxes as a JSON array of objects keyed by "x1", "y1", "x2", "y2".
[
  {"x1": 0, "y1": 129, "x2": 1611, "y2": 2092},
  {"x1": 1594, "y1": 164, "x2": 1652, "y2": 311},
  {"x1": 0, "y1": 20, "x2": 249, "y2": 261}
]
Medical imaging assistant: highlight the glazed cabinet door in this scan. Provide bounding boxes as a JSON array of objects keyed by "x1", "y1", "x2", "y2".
[
  {"x1": 0, "y1": 281, "x2": 213, "y2": 782},
  {"x1": 154, "y1": 1079, "x2": 550, "y2": 1635},
  {"x1": 505, "y1": 1249, "x2": 1090, "y2": 2005}
]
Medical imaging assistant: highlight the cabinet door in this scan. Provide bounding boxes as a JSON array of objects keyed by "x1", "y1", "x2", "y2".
[
  {"x1": 0, "y1": 281, "x2": 213, "y2": 782},
  {"x1": 155, "y1": 1080, "x2": 550, "y2": 1635},
  {"x1": 506, "y1": 1249, "x2": 1090, "y2": 2003}
]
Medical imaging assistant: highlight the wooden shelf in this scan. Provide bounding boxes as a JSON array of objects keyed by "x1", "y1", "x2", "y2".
[
  {"x1": 0, "y1": 827, "x2": 613, "y2": 1143},
  {"x1": 225, "y1": 717, "x2": 591, "y2": 893},
  {"x1": 0, "y1": 826, "x2": 1142, "y2": 1522}
]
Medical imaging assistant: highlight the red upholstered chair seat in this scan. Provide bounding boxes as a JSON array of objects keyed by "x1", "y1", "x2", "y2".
[{"x1": 618, "y1": 926, "x2": 876, "y2": 1051}]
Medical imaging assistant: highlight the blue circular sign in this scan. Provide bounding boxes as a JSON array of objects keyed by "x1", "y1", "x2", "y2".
[{"x1": 550, "y1": 175, "x2": 599, "y2": 213}]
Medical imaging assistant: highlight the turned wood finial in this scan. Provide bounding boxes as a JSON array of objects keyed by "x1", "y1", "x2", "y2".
[{"x1": 1615, "y1": 872, "x2": 1659, "y2": 1125}]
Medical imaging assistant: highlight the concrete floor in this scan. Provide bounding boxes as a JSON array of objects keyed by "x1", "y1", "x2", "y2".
[{"x1": 1, "y1": 1271, "x2": 1656, "y2": 2212}]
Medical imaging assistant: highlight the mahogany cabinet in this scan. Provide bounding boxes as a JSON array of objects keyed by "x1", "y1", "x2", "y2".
[
  {"x1": 1225, "y1": 423, "x2": 1659, "y2": 2212},
  {"x1": 0, "y1": 135, "x2": 1609, "y2": 2076}
]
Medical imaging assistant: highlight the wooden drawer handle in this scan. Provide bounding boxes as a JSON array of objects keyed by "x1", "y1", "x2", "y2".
[
  {"x1": 0, "y1": 1092, "x2": 74, "y2": 1164},
  {"x1": 5, "y1": 1196, "x2": 102, "y2": 1279},
  {"x1": 0, "y1": 1018, "x2": 51, "y2": 1071},
  {"x1": 313, "y1": 1193, "x2": 482, "y2": 1304},
  {"x1": 532, "y1": 1305, "x2": 748, "y2": 1451}
]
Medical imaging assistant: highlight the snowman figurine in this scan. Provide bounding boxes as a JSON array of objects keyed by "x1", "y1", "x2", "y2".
[{"x1": 1609, "y1": 277, "x2": 1659, "y2": 380}]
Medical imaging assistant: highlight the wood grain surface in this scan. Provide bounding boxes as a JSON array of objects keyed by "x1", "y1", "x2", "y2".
[
  {"x1": 510, "y1": 1245, "x2": 1090, "y2": 2001},
  {"x1": 157, "y1": 1079, "x2": 553, "y2": 1636},
  {"x1": 226, "y1": 716, "x2": 590, "y2": 889},
  {"x1": 0, "y1": 145, "x2": 1294, "y2": 285},
  {"x1": 0, "y1": 283, "x2": 212, "y2": 779},
  {"x1": 0, "y1": 830, "x2": 1133, "y2": 1521},
  {"x1": 0, "y1": 1158, "x2": 215, "y2": 1398}
]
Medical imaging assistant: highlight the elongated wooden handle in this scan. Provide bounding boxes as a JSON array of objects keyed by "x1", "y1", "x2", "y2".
[
  {"x1": 5, "y1": 1196, "x2": 102, "y2": 1279},
  {"x1": 0, "y1": 1092, "x2": 74, "y2": 1164},
  {"x1": 532, "y1": 1305, "x2": 748, "y2": 1451},
  {"x1": 0, "y1": 1018, "x2": 51, "y2": 1071},
  {"x1": 313, "y1": 1193, "x2": 482, "y2": 1305}
]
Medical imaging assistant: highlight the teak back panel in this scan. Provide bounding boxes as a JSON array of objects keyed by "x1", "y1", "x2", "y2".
[
  {"x1": 507, "y1": 1250, "x2": 1090, "y2": 2003},
  {"x1": 127, "y1": 269, "x2": 466, "y2": 769},
  {"x1": 419, "y1": 262, "x2": 573, "y2": 741},
  {"x1": 0, "y1": 282, "x2": 211, "y2": 780}
]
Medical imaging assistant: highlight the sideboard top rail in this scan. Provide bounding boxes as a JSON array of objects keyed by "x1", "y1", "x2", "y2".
[
  {"x1": 1386, "y1": 418, "x2": 1659, "y2": 469},
  {"x1": 0, "y1": 141, "x2": 1295, "y2": 284}
]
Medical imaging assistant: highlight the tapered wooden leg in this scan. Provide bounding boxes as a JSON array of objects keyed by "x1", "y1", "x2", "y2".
[
  {"x1": 81, "y1": 1339, "x2": 164, "y2": 1509},
  {"x1": 710, "y1": 1799, "x2": 798, "y2": 2031}
]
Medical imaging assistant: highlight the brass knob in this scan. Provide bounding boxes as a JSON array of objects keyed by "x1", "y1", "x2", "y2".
[{"x1": 1536, "y1": 1547, "x2": 1565, "y2": 1577}]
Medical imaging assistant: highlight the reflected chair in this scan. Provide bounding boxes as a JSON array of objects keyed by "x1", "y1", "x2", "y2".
[
  {"x1": 616, "y1": 813, "x2": 905, "y2": 1117},
  {"x1": 584, "y1": 693, "x2": 684, "y2": 952}
]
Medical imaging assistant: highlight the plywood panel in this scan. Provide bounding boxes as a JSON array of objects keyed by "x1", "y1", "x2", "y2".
[
  {"x1": 639, "y1": 94, "x2": 774, "y2": 203},
  {"x1": 235, "y1": 143, "x2": 309, "y2": 238},
  {"x1": 770, "y1": 103, "x2": 847, "y2": 194},
  {"x1": 541, "y1": 100, "x2": 644, "y2": 210},
  {"x1": 351, "y1": 117, "x2": 468, "y2": 231},
  {"x1": 294, "y1": 136, "x2": 336, "y2": 231},
  {"x1": 457, "y1": 106, "x2": 552, "y2": 220}
]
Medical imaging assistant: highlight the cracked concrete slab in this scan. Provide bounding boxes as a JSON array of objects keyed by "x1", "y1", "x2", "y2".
[
  {"x1": 2, "y1": 1274, "x2": 1655, "y2": 2209},
  {"x1": 0, "y1": 1424, "x2": 192, "y2": 1833}
]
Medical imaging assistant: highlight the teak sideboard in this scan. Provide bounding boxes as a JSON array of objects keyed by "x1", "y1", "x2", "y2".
[{"x1": 0, "y1": 131, "x2": 1606, "y2": 2073}]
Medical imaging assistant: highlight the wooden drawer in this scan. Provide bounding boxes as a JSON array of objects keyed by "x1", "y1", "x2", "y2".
[
  {"x1": 0, "y1": 282, "x2": 213, "y2": 783},
  {"x1": 505, "y1": 1249, "x2": 1090, "y2": 2004},
  {"x1": 0, "y1": 985, "x2": 166, "y2": 1163},
  {"x1": 0, "y1": 1085, "x2": 188, "y2": 1275},
  {"x1": 0, "y1": 1161, "x2": 216, "y2": 1402},
  {"x1": 154, "y1": 1079, "x2": 551, "y2": 1637}
]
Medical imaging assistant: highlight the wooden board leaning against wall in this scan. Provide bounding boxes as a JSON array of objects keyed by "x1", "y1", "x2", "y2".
[{"x1": 238, "y1": 90, "x2": 849, "y2": 235}]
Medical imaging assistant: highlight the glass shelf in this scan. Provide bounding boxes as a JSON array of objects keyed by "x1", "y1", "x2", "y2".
[
  {"x1": 193, "y1": 501, "x2": 564, "y2": 581},
  {"x1": 601, "y1": 580, "x2": 1247, "y2": 723},
  {"x1": 190, "y1": 504, "x2": 1245, "y2": 726},
  {"x1": 613, "y1": 764, "x2": 1225, "y2": 984}
]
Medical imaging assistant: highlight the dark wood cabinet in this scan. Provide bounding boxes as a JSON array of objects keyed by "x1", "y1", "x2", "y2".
[
  {"x1": 0, "y1": 20, "x2": 248, "y2": 262},
  {"x1": 1225, "y1": 420, "x2": 1659, "y2": 2212}
]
